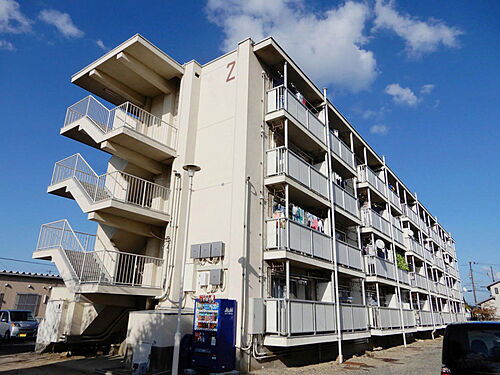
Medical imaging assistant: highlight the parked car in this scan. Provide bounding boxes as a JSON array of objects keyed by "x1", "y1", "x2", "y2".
[
  {"x1": 0, "y1": 310, "x2": 39, "y2": 340},
  {"x1": 442, "y1": 322, "x2": 500, "y2": 375}
]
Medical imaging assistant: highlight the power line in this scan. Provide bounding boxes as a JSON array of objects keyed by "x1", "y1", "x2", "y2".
[{"x1": 0, "y1": 257, "x2": 56, "y2": 267}]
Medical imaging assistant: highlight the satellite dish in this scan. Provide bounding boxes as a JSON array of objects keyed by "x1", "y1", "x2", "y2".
[{"x1": 375, "y1": 239, "x2": 385, "y2": 249}]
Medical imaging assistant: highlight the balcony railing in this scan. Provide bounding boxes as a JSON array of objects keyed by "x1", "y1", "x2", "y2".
[
  {"x1": 266, "y1": 86, "x2": 325, "y2": 143},
  {"x1": 392, "y1": 223, "x2": 405, "y2": 247},
  {"x1": 388, "y1": 189, "x2": 402, "y2": 211},
  {"x1": 36, "y1": 220, "x2": 164, "y2": 288},
  {"x1": 438, "y1": 283, "x2": 448, "y2": 296},
  {"x1": 266, "y1": 218, "x2": 332, "y2": 262},
  {"x1": 397, "y1": 268, "x2": 411, "y2": 285},
  {"x1": 402, "y1": 204, "x2": 419, "y2": 226},
  {"x1": 417, "y1": 310, "x2": 434, "y2": 326},
  {"x1": 365, "y1": 256, "x2": 396, "y2": 281},
  {"x1": 65, "y1": 96, "x2": 178, "y2": 150},
  {"x1": 336, "y1": 241, "x2": 363, "y2": 271},
  {"x1": 265, "y1": 299, "x2": 336, "y2": 335},
  {"x1": 51, "y1": 154, "x2": 170, "y2": 214},
  {"x1": 371, "y1": 307, "x2": 401, "y2": 329},
  {"x1": 410, "y1": 272, "x2": 428, "y2": 289},
  {"x1": 405, "y1": 236, "x2": 424, "y2": 258},
  {"x1": 340, "y1": 304, "x2": 368, "y2": 331},
  {"x1": 357, "y1": 165, "x2": 386, "y2": 197},
  {"x1": 333, "y1": 183, "x2": 359, "y2": 218},
  {"x1": 435, "y1": 256, "x2": 445, "y2": 269},
  {"x1": 361, "y1": 208, "x2": 391, "y2": 237},
  {"x1": 329, "y1": 131, "x2": 355, "y2": 170},
  {"x1": 266, "y1": 147, "x2": 329, "y2": 198}
]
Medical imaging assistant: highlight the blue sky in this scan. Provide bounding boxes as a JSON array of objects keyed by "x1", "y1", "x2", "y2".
[{"x1": 0, "y1": 0, "x2": 498, "y2": 304}]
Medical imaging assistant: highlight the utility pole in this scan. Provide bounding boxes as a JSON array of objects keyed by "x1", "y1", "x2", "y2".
[
  {"x1": 469, "y1": 261, "x2": 478, "y2": 306},
  {"x1": 490, "y1": 266, "x2": 496, "y2": 283}
]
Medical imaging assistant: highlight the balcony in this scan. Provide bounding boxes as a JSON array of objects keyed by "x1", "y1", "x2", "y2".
[
  {"x1": 61, "y1": 96, "x2": 178, "y2": 166},
  {"x1": 266, "y1": 86, "x2": 326, "y2": 145},
  {"x1": 410, "y1": 272, "x2": 428, "y2": 290},
  {"x1": 33, "y1": 220, "x2": 164, "y2": 296},
  {"x1": 329, "y1": 131, "x2": 356, "y2": 174},
  {"x1": 357, "y1": 165, "x2": 386, "y2": 198},
  {"x1": 388, "y1": 189, "x2": 402, "y2": 212},
  {"x1": 266, "y1": 218, "x2": 332, "y2": 264},
  {"x1": 392, "y1": 220, "x2": 405, "y2": 247},
  {"x1": 365, "y1": 256, "x2": 396, "y2": 282},
  {"x1": 266, "y1": 147, "x2": 329, "y2": 201},
  {"x1": 361, "y1": 208, "x2": 391, "y2": 239},
  {"x1": 416, "y1": 310, "x2": 434, "y2": 327},
  {"x1": 265, "y1": 299, "x2": 336, "y2": 337},
  {"x1": 435, "y1": 256, "x2": 445, "y2": 270},
  {"x1": 370, "y1": 307, "x2": 416, "y2": 331},
  {"x1": 333, "y1": 183, "x2": 359, "y2": 219},
  {"x1": 405, "y1": 236, "x2": 424, "y2": 258},
  {"x1": 402, "y1": 204, "x2": 419, "y2": 227},
  {"x1": 48, "y1": 154, "x2": 170, "y2": 225},
  {"x1": 265, "y1": 299, "x2": 369, "y2": 345},
  {"x1": 437, "y1": 282, "x2": 448, "y2": 296},
  {"x1": 336, "y1": 241, "x2": 364, "y2": 271},
  {"x1": 397, "y1": 268, "x2": 411, "y2": 286}
]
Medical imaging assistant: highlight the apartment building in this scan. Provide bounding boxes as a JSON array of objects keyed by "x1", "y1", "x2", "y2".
[{"x1": 33, "y1": 34, "x2": 465, "y2": 370}]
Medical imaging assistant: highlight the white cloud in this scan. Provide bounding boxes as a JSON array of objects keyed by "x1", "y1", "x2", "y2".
[
  {"x1": 370, "y1": 124, "x2": 389, "y2": 135},
  {"x1": 0, "y1": 0, "x2": 31, "y2": 34},
  {"x1": 373, "y1": 0, "x2": 462, "y2": 56},
  {"x1": 385, "y1": 83, "x2": 419, "y2": 106},
  {"x1": 38, "y1": 9, "x2": 84, "y2": 38},
  {"x1": 420, "y1": 84, "x2": 435, "y2": 94},
  {"x1": 206, "y1": 0, "x2": 377, "y2": 92},
  {"x1": 0, "y1": 38, "x2": 14, "y2": 50},
  {"x1": 96, "y1": 39, "x2": 106, "y2": 50}
]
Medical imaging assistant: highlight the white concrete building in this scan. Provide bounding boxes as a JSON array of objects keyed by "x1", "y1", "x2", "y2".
[{"x1": 33, "y1": 34, "x2": 466, "y2": 370}]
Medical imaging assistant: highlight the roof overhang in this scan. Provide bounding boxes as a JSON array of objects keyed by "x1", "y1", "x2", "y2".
[{"x1": 72, "y1": 34, "x2": 184, "y2": 107}]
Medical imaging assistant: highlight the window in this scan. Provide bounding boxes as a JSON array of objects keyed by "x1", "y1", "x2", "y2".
[
  {"x1": 15, "y1": 294, "x2": 40, "y2": 315},
  {"x1": 495, "y1": 287, "x2": 498, "y2": 295}
]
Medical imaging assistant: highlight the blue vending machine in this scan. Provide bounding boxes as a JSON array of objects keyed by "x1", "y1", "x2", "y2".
[{"x1": 190, "y1": 297, "x2": 237, "y2": 373}]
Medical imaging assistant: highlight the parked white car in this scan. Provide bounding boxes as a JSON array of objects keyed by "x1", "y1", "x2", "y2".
[{"x1": 0, "y1": 310, "x2": 39, "y2": 340}]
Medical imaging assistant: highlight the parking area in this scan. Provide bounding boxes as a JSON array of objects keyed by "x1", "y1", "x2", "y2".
[{"x1": 254, "y1": 337, "x2": 444, "y2": 375}]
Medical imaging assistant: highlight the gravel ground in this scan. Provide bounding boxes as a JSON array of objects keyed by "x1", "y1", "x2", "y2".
[{"x1": 253, "y1": 337, "x2": 443, "y2": 375}]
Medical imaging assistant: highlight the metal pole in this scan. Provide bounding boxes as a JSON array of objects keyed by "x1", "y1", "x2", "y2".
[
  {"x1": 490, "y1": 266, "x2": 495, "y2": 283},
  {"x1": 469, "y1": 261, "x2": 478, "y2": 306},
  {"x1": 172, "y1": 170, "x2": 196, "y2": 375}
]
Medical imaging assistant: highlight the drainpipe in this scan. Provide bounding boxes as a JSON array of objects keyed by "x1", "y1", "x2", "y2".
[
  {"x1": 240, "y1": 176, "x2": 251, "y2": 350},
  {"x1": 323, "y1": 88, "x2": 343, "y2": 363},
  {"x1": 156, "y1": 172, "x2": 182, "y2": 302},
  {"x1": 383, "y1": 156, "x2": 406, "y2": 347}
]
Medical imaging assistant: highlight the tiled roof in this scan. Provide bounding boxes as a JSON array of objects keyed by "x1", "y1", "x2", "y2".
[{"x1": 0, "y1": 270, "x2": 62, "y2": 280}]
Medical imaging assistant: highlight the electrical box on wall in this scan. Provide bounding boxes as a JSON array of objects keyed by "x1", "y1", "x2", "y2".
[
  {"x1": 248, "y1": 298, "x2": 265, "y2": 334},
  {"x1": 198, "y1": 271, "x2": 209, "y2": 287},
  {"x1": 211, "y1": 241, "x2": 225, "y2": 257},
  {"x1": 190, "y1": 241, "x2": 226, "y2": 259},
  {"x1": 209, "y1": 269, "x2": 223, "y2": 285},
  {"x1": 200, "y1": 243, "x2": 212, "y2": 258}
]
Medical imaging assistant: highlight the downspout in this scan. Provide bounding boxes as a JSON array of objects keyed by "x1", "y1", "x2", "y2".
[
  {"x1": 156, "y1": 171, "x2": 182, "y2": 302},
  {"x1": 240, "y1": 176, "x2": 251, "y2": 349},
  {"x1": 383, "y1": 157, "x2": 406, "y2": 347},
  {"x1": 323, "y1": 88, "x2": 343, "y2": 363}
]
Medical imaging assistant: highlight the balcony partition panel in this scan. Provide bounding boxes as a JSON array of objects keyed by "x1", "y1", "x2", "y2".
[
  {"x1": 266, "y1": 218, "x2": 332, "y2": 262},
  {"x1": 333, "y1": 183, "x2": 359, "y2": 217},
  {"x1": 340, "y1": 304, "x2": 368, "y2": 331},
  {"x1": 402, "y1": 309, "x2": 416, "y2": 327},
  {"x1": 372, "y1": 307, "x2": 401, "y2": 329},
  {"x1": 266, "y1": 147, "x2": 329, "y2": 198},
  {"x1": 266, "y1": 86, "x2": 326, "y2": 143},
  {"x1": 366, "y1": 256, "x2": 396, "y2": 281},
  {"x1": 336, "y1": 241, "x2": 363, "y2": 271},
  {"x1": 330, "y1": 132, "x2": 355, "y2": 169},
  {"x1": 358, "y1": 165, "x2": 386, "y2": 197},
  {"x1": 388, "y1": 190, "x2": 402, "y2": 211},
  {"x1": 361, "y1": 208, "x2": 391, "y2": 238}
]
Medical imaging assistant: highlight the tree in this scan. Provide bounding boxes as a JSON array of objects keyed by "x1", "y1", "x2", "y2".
[{"x1": 471, "y1": 305, "x2": 497, "y2": 321}]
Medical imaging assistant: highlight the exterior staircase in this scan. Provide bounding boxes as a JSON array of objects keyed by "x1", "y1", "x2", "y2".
[
  {"x1": 61, "y1": 95, "x2": 178, "y2": 162},
  {"x1": 48, "y1": 154, "x2": 171, "y2": 225},
  {"x1": 33, "y1": 220, "x2": 164, "y2": 296}
]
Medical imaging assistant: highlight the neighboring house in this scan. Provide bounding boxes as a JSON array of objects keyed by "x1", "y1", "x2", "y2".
[
  {"x1": 33, "y1": 34, "x2": 467, "y2": 370},
  {"x1": 478, "y1": 280, "x2": 500, "y2": 319},
  {"x1": 0, "y1": 270, "x2": 64, "y2": 319}
]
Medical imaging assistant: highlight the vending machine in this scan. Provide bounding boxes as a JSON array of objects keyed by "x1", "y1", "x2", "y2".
[{"x1": 190, "y1": 297, "x2": 237, "y2": 373}]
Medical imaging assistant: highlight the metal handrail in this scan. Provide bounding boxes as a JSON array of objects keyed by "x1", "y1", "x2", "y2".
[
  {"x1": 50, "y1": 154, "x2": 170, "y2": 214},
  {"x1": 65, "y1": 95, "x2": 178, "y2": 150}
]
